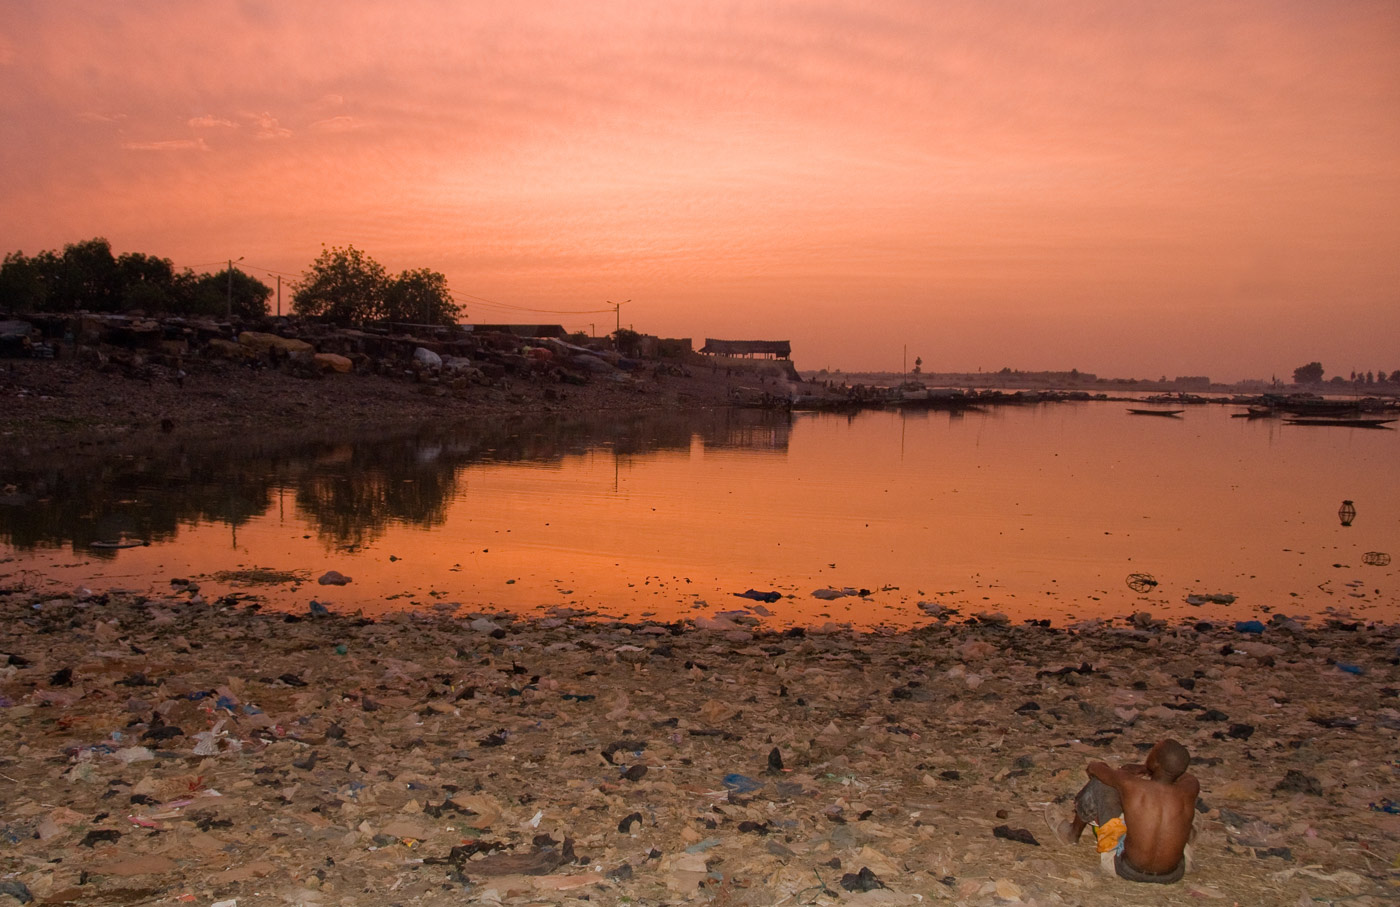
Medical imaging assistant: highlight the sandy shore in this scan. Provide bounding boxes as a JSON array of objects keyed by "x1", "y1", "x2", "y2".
[{"x1": 1, "y1": 586, "x2": 1397, "y2": 906}]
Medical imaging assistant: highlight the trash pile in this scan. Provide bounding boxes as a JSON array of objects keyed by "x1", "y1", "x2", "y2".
[{"x1": 1, "y1": 587, "x2": 1397, "y2": 906}]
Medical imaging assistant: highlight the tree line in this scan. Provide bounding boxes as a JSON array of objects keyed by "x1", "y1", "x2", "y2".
[
  {"x1": 0, "y1": 238, "x2": 462, "y2": 327},
  {"x1": 1292, "y1": 361, "x2": 1400, "y2": 386}
]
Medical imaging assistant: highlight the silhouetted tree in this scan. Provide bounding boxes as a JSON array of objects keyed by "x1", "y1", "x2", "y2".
[
  {"x1": 115, "y1": 252, "x2": 179, "y2": 313},
  {"x1": 382, "y1": 267, "x2": 461, "y2": 326},
  {"x1": 614, "y1": 328, "x2": 642, "y2": 356},
  {"x1": 49, "y1": 238, "x2": 121, "y2": 312},
  {"x1": 292, "y1": 245, "x2": 389, "y2": 326},
  {"x1": 1292, "y1": 362, "x2": 1324, "y2": 384},
  {"x1": 0, "y1": 238, "x2": 270, "y2": 318},
  {"x1": 182, "y1": 268, "x2": 272, "y2": 319},
  {"x1": 0, "y1": 251, "x2": 46, "y2": 312}
]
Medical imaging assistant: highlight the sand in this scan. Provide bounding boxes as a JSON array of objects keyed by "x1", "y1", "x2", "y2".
[{"x1": 0, "y1": 586, "x2": 1397, "y2": 906}]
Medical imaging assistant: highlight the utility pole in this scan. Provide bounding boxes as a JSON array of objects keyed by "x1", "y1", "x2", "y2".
[
  {"x1": 225, "y1": 256, "x2": 243, "y2": 319},
  {"x1": 606, "y1": 300, "x2": 629, "y2": 349},
  {"x1": 276, "y1": 275, "x2": 281, "y2": 317}
]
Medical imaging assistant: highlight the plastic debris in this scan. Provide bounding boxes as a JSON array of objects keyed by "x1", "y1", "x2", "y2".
[{"x1": 721, "y1": 773, "x2": 763, "y2": 794}]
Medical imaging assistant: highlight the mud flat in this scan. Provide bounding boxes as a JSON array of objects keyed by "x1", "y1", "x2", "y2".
[{"x1": 1, "y1": 585, "x2": 1397, "y2": 906}]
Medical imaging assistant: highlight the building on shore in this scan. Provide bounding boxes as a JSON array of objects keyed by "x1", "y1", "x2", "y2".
[{"x1": 699, "y1": 339, "x2": 792, "y2": 360}]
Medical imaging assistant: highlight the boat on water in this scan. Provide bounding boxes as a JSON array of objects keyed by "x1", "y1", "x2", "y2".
[
  {"x1": 1144, "y1": 393, "x2": 1207, "y2": 405},
  {"x1": 1231, "y1": 405, "x2": 1280, "y2": 419},
  {"x1": 1283, "y1": 416, "x2": 1396, "y2": 428},
  {"x1": 1127, "y1": 408, "x2": 1183, "y2": 417},
  {"x1": 896, "y1": 387, "x2": 981, "y2": 410}
]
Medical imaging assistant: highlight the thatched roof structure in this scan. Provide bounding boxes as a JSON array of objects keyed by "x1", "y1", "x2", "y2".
[{"x1": 700, "y1": 339, "x2": 791, "y2": 359}]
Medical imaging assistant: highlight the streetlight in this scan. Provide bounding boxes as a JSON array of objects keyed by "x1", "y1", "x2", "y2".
[
  {"x1": 606, "y1": 299, "x2": 629, "y2": 349},
  {"x1": 226, "y1": 256, "x2": 244, "y2": 320}
]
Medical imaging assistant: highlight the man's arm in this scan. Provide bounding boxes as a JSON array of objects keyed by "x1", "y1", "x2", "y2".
[{"x1": 1087, "y1": 761, "x2": 1136, "y2": 789}]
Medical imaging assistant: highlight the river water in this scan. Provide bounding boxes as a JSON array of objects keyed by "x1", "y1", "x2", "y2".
[{"x1": 2, "y1": 402, "x2": 1396, "y2": 627}]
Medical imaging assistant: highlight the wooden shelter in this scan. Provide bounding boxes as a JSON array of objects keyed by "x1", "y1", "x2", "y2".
[{"x1": 700, "y1": 339, "x2": 791, "y2": 359}]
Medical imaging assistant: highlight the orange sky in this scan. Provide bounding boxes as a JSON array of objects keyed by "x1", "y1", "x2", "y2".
[{"x1": 2, "y1": 1, "x2": 1397, "y2": 381}]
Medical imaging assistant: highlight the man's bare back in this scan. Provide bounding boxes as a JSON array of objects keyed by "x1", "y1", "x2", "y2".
[{"x1": 1081, "y1": 739, "x2": 1199, "y2": 883}]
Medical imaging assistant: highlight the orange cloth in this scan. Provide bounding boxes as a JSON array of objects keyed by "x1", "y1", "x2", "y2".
[{"x1": 1094, "y1": 816, "x2": 1127, "y2": 854}]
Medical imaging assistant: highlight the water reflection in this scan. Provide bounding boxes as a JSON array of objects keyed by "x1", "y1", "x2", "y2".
[
  {"x1": 0, "y1": 408, "x2": 792, "y2": 554},
  {"x1": 2, "y1": 403, "x2": 1395, "y2": 627}
]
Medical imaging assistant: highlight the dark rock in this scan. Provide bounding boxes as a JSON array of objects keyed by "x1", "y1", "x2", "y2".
[
  {"x1": 1274, "y1": 771, "x2": 1323, "y2": 796},
  {"x1": 992, "y1": 825, "x2": 1039, "y2": 846},
  {"x1": 840, "y1": 867, "x2": 886, "y2": 892}
]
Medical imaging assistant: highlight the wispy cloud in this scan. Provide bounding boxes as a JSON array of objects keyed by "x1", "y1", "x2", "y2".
[
  {"x1": 121, "y1": 138, "x2": 210, "y2": 152},
  {"x1": 309, "y1": 116, "x2": 363, "y2": 134},
  {"x1": 188, "y1": 115, "x2": 237, "y2": 129},
  {"x1": 248, "y1": 112, "x2": 291, "y2": 139}
]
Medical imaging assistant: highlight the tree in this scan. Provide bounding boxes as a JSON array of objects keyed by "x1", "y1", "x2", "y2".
[
  {"x1": 181, "y1": 268, "x2": 271, "y2": 319},
  {"x1": 292, "y1": 245, "x2": 389, "y2": 326},
  {"x1": 381, "y1": 267, "x2": 461, "y2": 326},
  {"x1": 50, "y1": 238, "x2": 120, "y2": 312},
  {"x1": 116, "y1": 252, "x2": 178, "y2": 313},
  {"x1": 0, "y1": 251, "x2": 47, "y2": 312},
  {"x1": 912, "y1": 356, "x2": 922, "y2": 375},
  {"x1": 1292, "y1": 362, "x2": 1324, "y2": 384},
  {"x1": 614, "y1": 328, "x2": 642, "y2": 356}
]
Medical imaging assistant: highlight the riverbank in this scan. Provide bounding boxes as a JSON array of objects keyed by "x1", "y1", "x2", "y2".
[
  {"x1": 0, "y1": 356, "x2": 749, "y2": 460},
  {"x1": 1, "y1": 586, "x2": 1396, "y2": 906}
]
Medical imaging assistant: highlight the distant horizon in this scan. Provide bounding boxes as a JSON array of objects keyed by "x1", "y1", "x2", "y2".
[
  {"x1": 3, "y1": 2, "x2": 1397, "y2": 385},
  {"x1": 4, "y1": 233, "x2": 1390, "y2": 388}
]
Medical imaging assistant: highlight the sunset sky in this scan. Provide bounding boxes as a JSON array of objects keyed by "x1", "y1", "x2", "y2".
[{"x1": 2, "y1": 1, "x2": 1397, "y2": 381}]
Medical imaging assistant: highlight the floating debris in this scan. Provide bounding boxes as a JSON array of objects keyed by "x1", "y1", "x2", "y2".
[
  {"x1": 1126, "y1": 573, "x2": 1158, "y2": 593},
  {"x1": 1187, "y1": 593, "x2": 1237, "y2": 606}
]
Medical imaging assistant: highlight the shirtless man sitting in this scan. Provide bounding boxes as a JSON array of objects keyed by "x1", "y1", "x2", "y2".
[{"x1": 1058, "y1": 738, "x2": 1199, "y2": 884}]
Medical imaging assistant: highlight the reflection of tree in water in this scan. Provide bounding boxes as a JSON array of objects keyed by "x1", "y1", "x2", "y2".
[
  {"x1": 0, "y1": 409, "x2": 794, "y2": 553},
  {"x1": 0, "y1": 455, "x2": 271, "y2": 555},
  {"x1": 294, "y1": 438, "x2": 456, "y2": 549}
]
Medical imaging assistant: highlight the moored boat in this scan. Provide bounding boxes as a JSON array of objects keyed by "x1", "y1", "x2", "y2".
[{"x1": 1283, "y1": 416, "x2": 1395, "y2": 428}]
